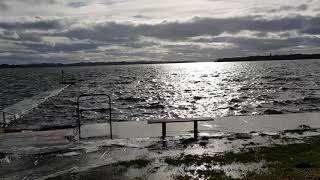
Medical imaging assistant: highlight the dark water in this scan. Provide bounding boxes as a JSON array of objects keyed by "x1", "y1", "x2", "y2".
[
  {"x1": 1, "y1": 60, "x2": 320, "y2": 128},
  {"x1": 0, "y1": 67, "x2": 61, "y2": 109}
]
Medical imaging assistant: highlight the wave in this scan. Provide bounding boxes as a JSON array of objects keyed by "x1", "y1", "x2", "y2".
[
  {"x1": 117, "y1": 96, "x2": 146, "y2": 102},
  {"x1": 273, "y1": 97, "x2": 320, "y2": 106},
  {"x1": 138, "y1": 102, "x2": 165, "y2": 109},
  {"x1": 272, "y1": 76, "x2": 302, "y2": 82}
]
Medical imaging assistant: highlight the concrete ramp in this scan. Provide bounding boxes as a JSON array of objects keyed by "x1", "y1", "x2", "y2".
[
  {"x1": 79, "y1": 112, "x2": 320, "y2": 139},
  {"x1": 0, "y1": 112, "x2": 320, "y2": 155},
  {"x1": 1, "y1": 112, "x2": 319, "y2": 143},
  {"x1": 80, "y1": 121, "x2": 195, "y2": 139},
  {"x1": 1, "y1": 85, "x2": 70, "y2": 126}
]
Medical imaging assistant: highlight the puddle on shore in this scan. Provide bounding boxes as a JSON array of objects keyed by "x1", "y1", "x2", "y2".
[{"x1": 2, "y1": 125, "x2": 320, "y2": 179}]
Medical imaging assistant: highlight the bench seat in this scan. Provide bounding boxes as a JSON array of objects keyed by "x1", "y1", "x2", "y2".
[
  {"x1": 148, "y1": 117, "x2": 214, "y2": 124},
  {"x1": 147, "y1": 117, "x2": 214, "y2": 139}
]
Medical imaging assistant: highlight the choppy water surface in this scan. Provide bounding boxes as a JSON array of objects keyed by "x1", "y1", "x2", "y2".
[
  {"x1": 1, "y1": 60, "x2": 320, "y2": 128},
  {"x1": 0, "y1": 67, "x2": 61, "y2": 109}
]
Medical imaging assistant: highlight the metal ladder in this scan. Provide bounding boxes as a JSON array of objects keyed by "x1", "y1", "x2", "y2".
[
  {"x1": 76, "y1": 94, "x2": 112, "y2": 139},
  {"x1": 1, "y1": 111, "x2": 17, "y2": 128}
]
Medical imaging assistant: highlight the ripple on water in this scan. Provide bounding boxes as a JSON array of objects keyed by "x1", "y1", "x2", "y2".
[{"x1": 1, "y1": 60, "x2": 319, "y2": 125}]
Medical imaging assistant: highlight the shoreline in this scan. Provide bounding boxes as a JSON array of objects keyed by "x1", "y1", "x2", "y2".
[
  {"x1": 1, "y1": 112, "x2": 320, "y2": 179},
  {"x1": 1, "y1": 53, "x2": 320, "y2": 69},
  {"x1": 217, "y1": 53, "x2": 320, "y2": 62}
]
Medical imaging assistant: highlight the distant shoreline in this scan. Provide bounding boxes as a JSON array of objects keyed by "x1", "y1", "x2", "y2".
[
  {"x1": 0, "y1": 60, "x2": 197, "y2": 69},
  {"x1": 216, "y1": 53, "x2": 320, "y2": 62},
  {"x1": 1, "y1": 53, "x2": 319, "y2": 69}
]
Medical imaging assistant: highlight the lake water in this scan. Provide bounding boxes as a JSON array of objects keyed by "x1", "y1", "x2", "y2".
[{"x1": 1, "y1": 60, "x2": 320, "y2": 129}]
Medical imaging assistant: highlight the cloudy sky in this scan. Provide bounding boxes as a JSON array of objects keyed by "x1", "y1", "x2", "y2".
[{"x1": 0, "y1": 0, "x2": 319, "y2": 64}]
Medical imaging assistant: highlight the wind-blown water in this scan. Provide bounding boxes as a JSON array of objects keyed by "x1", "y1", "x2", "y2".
[{"x1": 1, "y1": 60, "x2": 320, "y2": 129}]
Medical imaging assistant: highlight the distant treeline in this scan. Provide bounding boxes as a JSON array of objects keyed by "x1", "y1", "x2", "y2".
[
  {"x1": 216, "y1": 53, "x2": 320, "y2": 62},
  {"x1": 0, "y1": 60, "x2": 195, "y2": 69},
  {"x1": 1, "y1": 53, "x2": 320, "y2": 68}
]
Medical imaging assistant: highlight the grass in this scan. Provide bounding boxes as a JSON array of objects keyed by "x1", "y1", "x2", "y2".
[
  {"x1": 115, "y1": 158, "x2": 152, "y2": 168},
  {"x1": 48, "y1": 158, "x2": 152, "y2": 180},
  {"x1": 179, "y1": 138, "x2": 198, "y2": 147},
  {"x1": 50, "y1": 136, "x2": 320, "y2": 180},
  {"x1": 175, "y1": 170, "x2": 230, "y2": 180},
  {"x1": 164, "y1": 136, "x2": 320, "y2": 179}
]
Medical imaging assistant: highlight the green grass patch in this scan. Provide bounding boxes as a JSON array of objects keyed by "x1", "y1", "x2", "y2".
[
  {"x1": 165, "y1": 136, "x2": 320, "y2": 179},
  {"x1": 175, "y1": 170, "x2": 230, "y2": 180}
]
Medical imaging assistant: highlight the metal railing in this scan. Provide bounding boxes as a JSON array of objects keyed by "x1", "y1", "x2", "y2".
[
  {"x1": 76, "y1": 94, "x2": 112, "y2": 139},
  {"x1": 1, "y1": 111, "x2": 18, "y2": 128}
]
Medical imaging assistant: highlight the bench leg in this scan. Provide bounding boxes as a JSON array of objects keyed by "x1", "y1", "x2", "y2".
[
  {"x1": 2, "y1": 112, "x2": 5, "y2": 128},
  {"x1": 194, "y1": 121, "x2": 198, "y2": 139},
  {"x1": 162, "y1": 123, "x2": 166, "y2": 139}
]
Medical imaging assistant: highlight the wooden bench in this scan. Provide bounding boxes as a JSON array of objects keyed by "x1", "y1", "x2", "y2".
[{"x1": 148, "y1": 117, "x2": 214, "y2": 139}]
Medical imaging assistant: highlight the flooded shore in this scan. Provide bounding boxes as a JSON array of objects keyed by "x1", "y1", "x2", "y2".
[
  {"x1": 1, "y1": 61, "x2": 320, "y2": 179},
  {"x1": 1, "y1": 113, "x2": 320, "y2": 179}
]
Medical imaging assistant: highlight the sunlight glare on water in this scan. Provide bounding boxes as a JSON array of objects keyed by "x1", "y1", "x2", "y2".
[{"x1": 1, "y1": 60, "x2": 320, "y2": 126}]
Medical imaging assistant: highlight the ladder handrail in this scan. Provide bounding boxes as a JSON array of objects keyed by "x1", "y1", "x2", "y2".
[
  {"x1": 76, "y1": 93, "x2": 112, "y2": 139},
  {"x1": 1, "y1": 111, "x2": 18, "y2": 128}
]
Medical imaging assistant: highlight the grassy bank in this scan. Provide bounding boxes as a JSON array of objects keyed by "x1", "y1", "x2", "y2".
[
  {"x1": 165, "y1": 136, "x2": 320, "y2": 179},
  {"x1": 48, "y1": 135, "x2": 320, "y2": 179}
]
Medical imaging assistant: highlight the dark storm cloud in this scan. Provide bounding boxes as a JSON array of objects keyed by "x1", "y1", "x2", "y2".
[
  {"x1": 0, "y1": 29, "x2": 45, "y2": 43},
  {"x1": 64, "y1": 22, "x2": 140, "y2": 43},
  {"x1": 0, "y1": 2, "x2": 9, "y2": 11},
  {"x1": 0, "y1": 0, "x2": 58, "y2": 11},
  {"x1": 27, "y1": 42, "x2": 99, "y2": 53},
  {"x1": 2, "y1": 15, "x2": 318, "y2": 57},
  {"x1": 0, "y1": 19, "x2": 64, "y2": 31},
  {"x1": 63, "y1": 15, "x2": 320, "y2": 41},
  {"x1": 14, "y1": 0, "x2": 58, "y2": 5},
  {"x1": 2, "y1": 15, "x2": 318, "y2": 45},
  {"x1": 147, "y1": 16, "x2": 319, "y2": 38},
  {"x1": 300, "y1": 17, "x2": 320, "y2": 34},
  {"x1": 1, "y1": 14, "x2": 320, "y2": 64},
  {"x1": 192, "y1": 35, "x2": 320, "y2": 52},
  {"x1": 67, "y1": 2, "x2": 88, "y2": 8},
  {"x1": 231, "y1": 37, "x2": 317, "y2": 51},
  {"x1": 0, "y1": 30, "x2": 19, "y2": 40},
  {"x1": 297, "y1": 4, "x2": 309, "y2": 11},
  {"x1": 0, "y1": 52, "x2": 74, "y2": 64},
  {"x1": 133, "y1": 15, "x2": 149, "y2": 19},
  {"x1": 302, "y1": 26, "x2": 320, "y2": 34},
  {"x1": 269, "y1": 4, "x2": 309, "y2": 12},
  {"x1": 100, "y1": 0, "x2": 129, "y2": 5}
]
